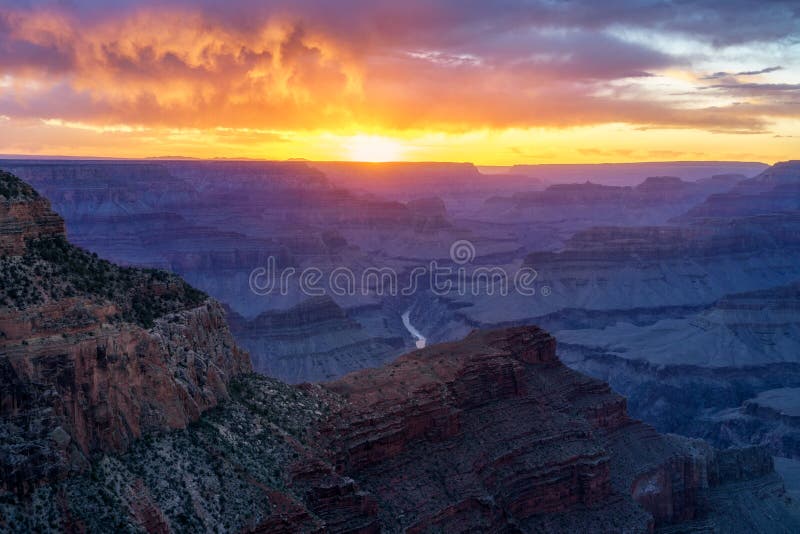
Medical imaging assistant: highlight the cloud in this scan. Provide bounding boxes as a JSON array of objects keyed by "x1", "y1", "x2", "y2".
[
  {"x1": 708, "y1": 82, "x2": 800, "y2": 93},
  {"x1": 702, "y1": 66, "x2": 783, "y2": 80},
  {"x1": 0, "y1": 0, "x2": 797, "y2": 136},
  {"x1": 0, "y1": 7, "x2": 363, "y2": 129},
  {"x1": 735, "y1": 66, "x2": 784, "y2": 76}
]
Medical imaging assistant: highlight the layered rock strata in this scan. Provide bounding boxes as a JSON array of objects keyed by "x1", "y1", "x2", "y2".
[
  {"x1": 0, "y1": 171, "x2": 251, "y2": 495},
  {"x1": 227, "y1": 296, "x2": 404, "y2": 383},
  {"x1": 4, "y1": 325, "x2": 796, "y2": 533}
]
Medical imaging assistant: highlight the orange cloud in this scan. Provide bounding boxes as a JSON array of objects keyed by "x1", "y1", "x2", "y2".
[
  {"x1": 1, "y1": 6, "x2": 365, "y2": 129},
  {"x1": 0, "y1": 1, "x2": 797, "y2": 162}
]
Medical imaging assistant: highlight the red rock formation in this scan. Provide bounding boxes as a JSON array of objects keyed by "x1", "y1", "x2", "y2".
[
  {"x1": 318, "y1": 328, "x2": 621, "y2": 529},
  {"x1": 2, "y1": 298, "x2": 249, "y2": 496},
  {"x1": 1, "y1": 322, "x2": 792, "y2": 532},
  {"x1": 315, "y1": 326, "x2": 781, "y2": 531},
  {"x1": 0, "y1": 172, "x2": 65, "y2": 255},
  {"x1": 0, "y1": 171, "x2": 251, "y2": 495}
]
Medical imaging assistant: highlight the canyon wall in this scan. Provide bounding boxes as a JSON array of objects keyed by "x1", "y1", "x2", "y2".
[
  {"x1": 1, "y1": 171, "x2": 251, "y2": 495},
  {"x1": 4, "y1": 321, "x2": 796, "y2": 532},
  {"x1": 227, "y1": 296, "x2": 405, "y2": 383}
]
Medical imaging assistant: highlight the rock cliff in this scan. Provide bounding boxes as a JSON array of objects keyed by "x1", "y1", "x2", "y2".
[
  {"x1": 3, "y1": 323, "x2": 797, "y2": 532},
  {"x1": 509, "y1": 161, "x2": 765, "y2": 186},
  {"x1": 0, "y1": 171, "x2": 251, "y2": 496},
  {"x1": 679, "y1": 160, "x2": 800, "y2": 220},
  {"x1": 227, "y1": 296, "x2": 404, "y2": 383},
  {"x1": 526, "y1": 162, "x2": 800, "y2": 462},
  {"x1": 0, "y1": 170, "x2": 65, "y2": 256}
]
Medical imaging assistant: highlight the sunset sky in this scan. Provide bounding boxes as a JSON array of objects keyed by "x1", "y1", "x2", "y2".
[{"x1": 0, "y1": 0, "x2": 798, "y2": 163}]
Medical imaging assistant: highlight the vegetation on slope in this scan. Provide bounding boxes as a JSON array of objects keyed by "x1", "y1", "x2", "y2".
[
  {"x1": 0, "y1": 170, "x2": 39, "y2": 202},
  {"x1": 0, "y1": 234, "x2": 206, "y2": 328},
  {"x1": 0, "y1": 374, "x2": 338, "y2": 533}
]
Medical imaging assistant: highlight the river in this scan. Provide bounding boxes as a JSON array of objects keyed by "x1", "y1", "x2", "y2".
[{"x1": 401, "y1": 310, "x2": 426, "y2": 349}]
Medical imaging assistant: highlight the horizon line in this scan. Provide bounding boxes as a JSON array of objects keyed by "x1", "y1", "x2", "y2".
[{"x1": 0, "y1": 153, "x2": 772, "y2": 167}]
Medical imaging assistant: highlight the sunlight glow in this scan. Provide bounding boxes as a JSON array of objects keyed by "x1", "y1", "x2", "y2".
[{"x1": 346, "y1": 135, "x2": 404, "y2": 162}]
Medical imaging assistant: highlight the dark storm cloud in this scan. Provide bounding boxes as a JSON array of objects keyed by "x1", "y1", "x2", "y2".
[
  {"x1": 0, "y1": 11, "x2": 75, "y2": 74},
  {"x1": 6, "y1": 0, "x2": 800, "y2": 46}
]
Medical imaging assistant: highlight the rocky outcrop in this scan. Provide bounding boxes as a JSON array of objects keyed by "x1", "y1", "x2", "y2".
[
  {"x1": 319, "y1": 326, "x2": 796, "y2": 531},
  {"x1": 4, "y1": 162, "x2": 199, "y2": 218},
  {"x1": 405, "y1": 196, "x2": 450, "y2": 231},
  {"x1": 509, "y1": 161, "x2": 765, "y2": 186},
  {"x1": 0, "y1": 171, "x2": 251, "y2": 496},
  {"x1": 227, "y1": 296, "x2": 405, "y2": 383},
  {"x1": 2, "y1": 324, "x2": 797, "y2": 532},
  {"x1": 529, "y1": 212, "x2": 800, "y2": 262},
  {"x1": 551, "y1": 276, "x2": 800, "y2": 461},
  {"x1": 678, "y1": 159, "x2": 800, "y2": 220},
  {"x1": 0, "y1": 171, "x2": 65, "y2": 255},
  {"x1": 1, "y1": 301, "x2": 249, "y2": 495},
  {"x1": 743, "y1": 388, "x2": 800, "y2": 427},
  {"x1": 320, "y1": 327, "x2": 626, "y2": 530},
  {"x1": 476, "y1": 171, "x2": 746, "y2": 246},
  {"x1": 459, "y1": 162, "x2": 800, "y2": 477},
  {"x1": 692, "y1": 388, "x2": 800, "y2": 460},
  {"x1": 557, "y1": 282, "x2": 800, "y2": 368}
]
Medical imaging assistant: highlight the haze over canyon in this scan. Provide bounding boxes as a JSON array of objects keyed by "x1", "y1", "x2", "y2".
[{"x1": 1, "y1": 157, "x2": 800, "y2": 533}]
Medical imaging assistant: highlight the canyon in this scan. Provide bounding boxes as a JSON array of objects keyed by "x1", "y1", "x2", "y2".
[
  {"x1": 3, "y1": 159, "x2": 800, "y2": 530},
  {"x1": 410, "y1": 161, "x2": 800, "y2": 464},
  {"x1": 3, "y1": 170, "x2": 799, "y2": 532},
  {"x1": 225, "y1": 296, "x2": 404, "y2": 383}
]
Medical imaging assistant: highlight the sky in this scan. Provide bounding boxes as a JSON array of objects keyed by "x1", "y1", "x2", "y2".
[{"x1": 0, "y1": 0, "x2": 798, "y2": 163}]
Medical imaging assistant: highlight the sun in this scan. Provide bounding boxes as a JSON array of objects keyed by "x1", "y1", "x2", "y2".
[{"x1": 345, "y1": 135, "x2": 404, "y2": 162}]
